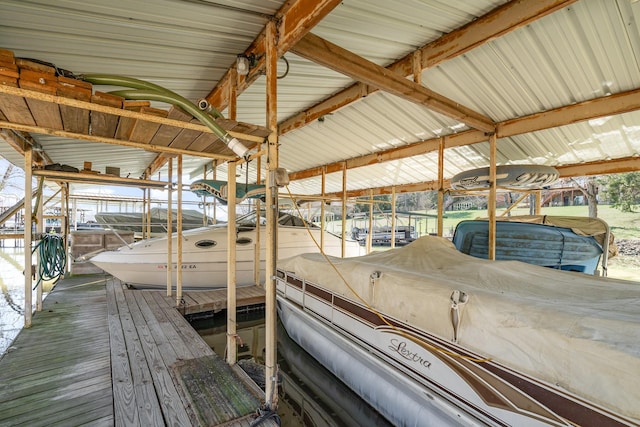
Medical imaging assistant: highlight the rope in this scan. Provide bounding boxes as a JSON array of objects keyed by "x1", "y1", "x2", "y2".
[
  {"x1": 32, "y1": 233, "x2": 67, "y2": 290},
  {"x1": 284, "y1": 186, "x2": 490, "y2": 363},
  {"x1": 250, "y1": 407, "x2": 281, "y2": 426}
]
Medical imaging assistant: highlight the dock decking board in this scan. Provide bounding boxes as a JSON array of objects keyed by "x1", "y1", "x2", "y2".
[
  {"x1": 0, "y1": 277, "x2": 112, "y2": 427},
  {"x1": 0, "y1": 275, "x2": 268, "y2": 426}
]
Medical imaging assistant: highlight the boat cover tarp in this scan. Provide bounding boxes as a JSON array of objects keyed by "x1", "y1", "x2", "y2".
[
  {"x1": 279, "y1": 236, "x2": 640, "y2": 419},
  {"x1": 95, "y1": 208, "x2": 210, "y2": 231},
  {"x1": 190, "y1": 179, "x2": 265, "y2": 204}
]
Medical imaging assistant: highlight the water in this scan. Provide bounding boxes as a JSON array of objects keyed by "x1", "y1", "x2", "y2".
[
  {"x1": 0, "y1": 244, "x2": 28, "y2": 354},
  {"x1": 191, "y1": 311, "x2": 393, "y2": 427},
  {"x1": 0, "y1": 243, "x2": 55, "y2": 356}
]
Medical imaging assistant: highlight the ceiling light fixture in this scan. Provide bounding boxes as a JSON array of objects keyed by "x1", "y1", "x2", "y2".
[{"x1": 236, "y1": 53, "x2": 259, "y2": 76}]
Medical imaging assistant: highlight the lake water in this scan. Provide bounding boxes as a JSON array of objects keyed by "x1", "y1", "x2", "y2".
[
  {"x1": 0, "y1": 243, "x2": 32, "y2": 355},
  {"x1": 0, "y1": 243, "x2": 390, "y2": 426},
  {"x1": 191, "y1": 311, "x2": 392, "y2": 427}
]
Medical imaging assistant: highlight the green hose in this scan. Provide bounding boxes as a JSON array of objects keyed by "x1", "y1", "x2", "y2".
[
  {"x1": 80, "y1": 74, "x2": 224, "y2": 119},
  {"x1": 79, "y1": 74, "x2": 248, "y2": 158},
  {"x1": 32, "y1": 233, "x2": 67, "y2": 289},
  {"x1": 108, "y1": 88, "x2": 249, "y2": 158}
]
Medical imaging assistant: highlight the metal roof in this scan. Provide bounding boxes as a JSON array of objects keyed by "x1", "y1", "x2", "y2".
[{"x1": 1, "y1": 0, "x2": 639, "y2": 197}]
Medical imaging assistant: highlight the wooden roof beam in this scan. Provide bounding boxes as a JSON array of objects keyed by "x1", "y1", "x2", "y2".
[
  {"x1": 318, "y1": 155, "x2": 639, "y2": 200},
  {"x1": 279, "y1": 0, "x2": 576, "y2": 134},
  {"x1": 203, "y1": 0, "x2": 342, "y2": 112},
  {"x1": 291, "y1": 33, "x2": 495, "y2": 133},
  {"x1": 0, "y1": 128, "x2": 51, "y2": 166},
  {"x1": 288, "y1": 87, "x2": 640, "y2": 182}
]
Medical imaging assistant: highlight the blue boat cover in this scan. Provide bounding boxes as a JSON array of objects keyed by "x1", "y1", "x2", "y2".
[{"x1": 452, "y1": 220, "x2": 603, "y2": 274}]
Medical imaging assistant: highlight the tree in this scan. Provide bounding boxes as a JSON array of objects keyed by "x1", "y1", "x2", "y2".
[
  {"x1": 601, "y1": 172, "x2": 640, "y2": 213},
  {"x1": 0, "y1": 159, "x2": 23, "y2": 194},
  {"x1": 571, "y1": 176, "x2": 599, "y2": 218}
]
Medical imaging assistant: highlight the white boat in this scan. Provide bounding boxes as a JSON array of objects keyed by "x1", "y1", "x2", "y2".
[
  {"x1": 91, "y1": 210, "x2": 361, "y2": 289},
  {"x1": 276, "y1": 236, "x2": 640, "y2": 426}
]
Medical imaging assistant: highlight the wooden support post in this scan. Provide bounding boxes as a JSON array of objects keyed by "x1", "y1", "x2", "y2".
[
  {"x1": 64, "y1": 182, "x2": 70, "y2": 273},
  {"x1": 391, "y1": 188, "x2": 397, "y2": 248},
  {"x1": 264, "y1": 19, "x2": 278, "y2": 410},
  {"x1": 341, "y1": 162, "x2": 347, "y2": 257},
  {"x1": 24, "y1": 146, "x2": 33, "y2": 328},
  {"x1": 367, "y1": 190, "x2": 373, "y2": 253},
  {"x1": 212, "y1": 161, "x2": 218, "y2": 224},
  {"x1": 146, "y1": 187, "x2": 151, "y2": 239},
  {"x1": 36, "y1": 181, "x2": 43, "y2": 311},
  {"x1": 176, "y1": 155, "x2": 183, "y2": 306},
  {"x1": 166, "y1": 157, "x2": 173, "y2": 297},
  {"x1": 226, "y1": 161, "x2": 238, "y2": 365},
  {"x1": 535, "y1": 190, "x2": 542, "y2": 214},
  {"x1": 320, "y1": 168, "x2": 326, "y2": 251},
  {"x1": 437, "y1": 137, "x2": 444, "y2": 236},
  {"x1": 488, "y1": 133, "x2": 497, "y2": 260},
  {"x1": 253, "y1": 149, "x2": 262, "y2": 286}
]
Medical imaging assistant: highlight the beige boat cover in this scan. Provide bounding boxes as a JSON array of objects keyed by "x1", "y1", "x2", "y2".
[{"x1": 279, "y1": 236, "x2": 640, "y2": 420}]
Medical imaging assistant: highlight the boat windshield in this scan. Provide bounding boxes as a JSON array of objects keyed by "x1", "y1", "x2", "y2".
[{"x1": 235, "y1": 210, "x2": 317, "y2": 228}]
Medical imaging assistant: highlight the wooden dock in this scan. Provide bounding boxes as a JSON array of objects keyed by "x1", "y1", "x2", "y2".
[
  {"x1": 178, "y1": 285, "x2": 266, "y2": 317},
  {"x1": 0, "y1": 274, "x2": 273, "y2": 426}
]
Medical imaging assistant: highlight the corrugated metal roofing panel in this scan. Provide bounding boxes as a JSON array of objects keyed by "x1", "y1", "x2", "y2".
[{"x1": 1, "y1": 0, "x2": 639, "y2": 199}]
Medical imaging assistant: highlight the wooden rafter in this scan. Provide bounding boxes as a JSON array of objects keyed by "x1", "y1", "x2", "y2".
[
  {"x1": 203, "y1": 0, "x2": 342, "y2": 112},
  {"x1": 288, "y1": 87, "x2": 640, "y2": 182},
  {"x1": 0, "y1": 128, "x2": 51, "y2": 166},
  {"x1": 315, "y1": 155, "x2": 639, "y2": 201},
  {"x1": 291, "y1": 32, "x2": 495, "y2": 133},
  {"x1": 279, "y1": 0, "x2": 576, "y2": 134}
]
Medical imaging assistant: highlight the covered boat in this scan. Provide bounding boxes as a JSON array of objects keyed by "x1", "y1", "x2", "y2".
[
  {"x1": 277, "y1": 236, "x2": 639, "y2": 426},
  {"x1": 95, "y1": 207, "x2": 213, "y2": 233},
  {"x1": 91, "y1": 210, "x2": 361, "y2": 289},
  {"x1": 452, "y1": 215, "x2": 613, "y2": 275}
]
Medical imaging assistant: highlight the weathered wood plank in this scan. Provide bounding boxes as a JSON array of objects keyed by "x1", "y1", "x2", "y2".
[
  {"x1": 111, "y1": 280, "x2": 165, "y2": 426},
  {"x1": 115, "y1": 101, "x2": 151, "y2": 140},
  {"x1": 0, "y1": 357, "x2": 110, "y2": 399},
  {"x1": 0, "y1": 275, "x2": 113, "y2": 427},
  {"x1": 0, "y1": 274, "x2": 266, "y2": 427},
  {"x1": 167, "y1": 119, "x2": 201, "y2": 150},
  {"x1": 128, "y1": 106, "x2": 168, "y2": 143},
  {"x1": 90, "y1": 91, "x2": 123, "y2": 138},
  {"x1": 151, "y1": 106, "x2": 191, "y2": 146},
  {"x1": 57, "y1": 78, "x2": 91, "y2": 133},
  {"x1": 0, "y1": 79, "x2": 36, "y2": 125},
  {"x1": 18, "y1": 69, "x2": 63, "y2": 129},
  {"x1": 172, "y1": 355, "x2": 261, "y2": 426},
  {"x1": 137, "y1": 291, "x2": 196, "y2": 361},
  {"x1": 106, "y1": 282, "x2": 139, "y2": 427},
  {"x1": 124, "y1": 290, "x2": 193, "y2": 426},
  {"x1": 149, "y1": 291, "x2": 215, "y2": 356}
]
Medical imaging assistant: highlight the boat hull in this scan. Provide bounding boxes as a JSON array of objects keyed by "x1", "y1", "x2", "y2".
[
  {"x1": 276, "y1": 266, "x2": 638, "y2": 427},
  {"x1": 91, "y1": 225, "x2": 360, "y2": 289}
]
